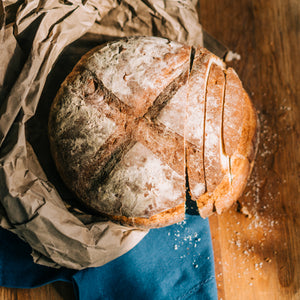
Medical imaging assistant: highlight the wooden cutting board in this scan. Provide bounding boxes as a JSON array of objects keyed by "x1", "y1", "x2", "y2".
[
  {"x1": 0, "y1": 0, "x2": 299, "y2": 299},
  {"x1": 198, "y1": 0, "x2": 300, "y2": 298}
]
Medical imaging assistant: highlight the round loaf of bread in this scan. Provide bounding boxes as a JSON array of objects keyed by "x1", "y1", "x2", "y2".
[{"x1": 48, "y1": 36, "x2": 258, "y2": 228}]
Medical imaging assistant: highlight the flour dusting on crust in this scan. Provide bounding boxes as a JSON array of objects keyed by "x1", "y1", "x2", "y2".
[
  {"x1": 86, "y1": 37, "x2": 190, "y2": 114},
  {"x1": 94, "y1": 142, "x2": 185, "y2": 218}
]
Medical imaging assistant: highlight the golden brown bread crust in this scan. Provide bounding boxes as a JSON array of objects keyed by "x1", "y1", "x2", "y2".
[
  {"x1": 48, "y1": 37, "x2": 258, "y2": 228},
  {"x1": 49, "y1": 37, "x2": 190, "y2": 228},
  {"x1": 110, "y1": 203, "x2": 185, "y2": 229}
]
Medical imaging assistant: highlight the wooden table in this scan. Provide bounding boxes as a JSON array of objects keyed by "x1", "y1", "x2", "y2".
[
  {"x1": 200, "y1": 0, "x2": 299, "y2": 298},
  {"x1": 1, "y1": 0, "x2": 299, "y2": 299}
]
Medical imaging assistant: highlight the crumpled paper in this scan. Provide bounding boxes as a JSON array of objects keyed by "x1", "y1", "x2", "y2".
[{"x1": 0, "y1": 0, "x2": 228, "y2": 270}]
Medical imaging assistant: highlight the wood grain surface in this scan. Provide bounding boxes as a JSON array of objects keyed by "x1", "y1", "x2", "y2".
[
  {"x1": 199, "y1": 0, "x2": 300, "y2": 299},
  {"x1": 0, "y1": 0, "x2": 299, "y2": 299}
]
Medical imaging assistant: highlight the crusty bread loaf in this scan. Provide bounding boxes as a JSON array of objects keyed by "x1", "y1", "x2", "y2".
[{"x1": 48, "y1": 36, "x2": 258, "y2": 229}]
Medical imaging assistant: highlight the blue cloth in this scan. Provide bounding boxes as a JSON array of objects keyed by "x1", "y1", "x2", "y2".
[{"x1": 0, "y1": 215, "x2": 217, "y2": 300}]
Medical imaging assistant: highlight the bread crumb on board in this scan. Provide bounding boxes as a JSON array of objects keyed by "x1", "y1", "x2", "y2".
[{"x1": 225, "y1": 50, "x2": 241, "y2": 62}]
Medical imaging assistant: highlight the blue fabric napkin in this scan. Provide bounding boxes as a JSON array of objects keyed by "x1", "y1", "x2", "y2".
[{"x1": 0, "y1": 214, "x2": 217, "y2": 300}]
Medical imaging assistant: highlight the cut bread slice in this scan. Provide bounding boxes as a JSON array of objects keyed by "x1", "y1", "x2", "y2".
[
  {"x1": 194, "y1": 66, "x2": 258, "y2": 217},
  {"x1": 204, "y1": 63, "x2": 226, "y2": 193},
  {"x1": 185, "y1": 49, "x2": 209, "y2": 201}
]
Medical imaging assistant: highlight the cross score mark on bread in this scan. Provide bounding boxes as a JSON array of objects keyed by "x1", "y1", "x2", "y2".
[{"x1": 48, "y1": 37, "x2": 258, "y2": 228}]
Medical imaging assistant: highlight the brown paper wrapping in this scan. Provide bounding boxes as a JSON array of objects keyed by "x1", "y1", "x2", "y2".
[{"x1": 0, "y1": 0, "x2": 228, "y2": 269}]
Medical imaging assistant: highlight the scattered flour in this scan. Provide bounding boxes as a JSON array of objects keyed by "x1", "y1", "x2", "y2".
[{"x1": 168, "y1": 219, "x2": 207, "y2": 269}]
